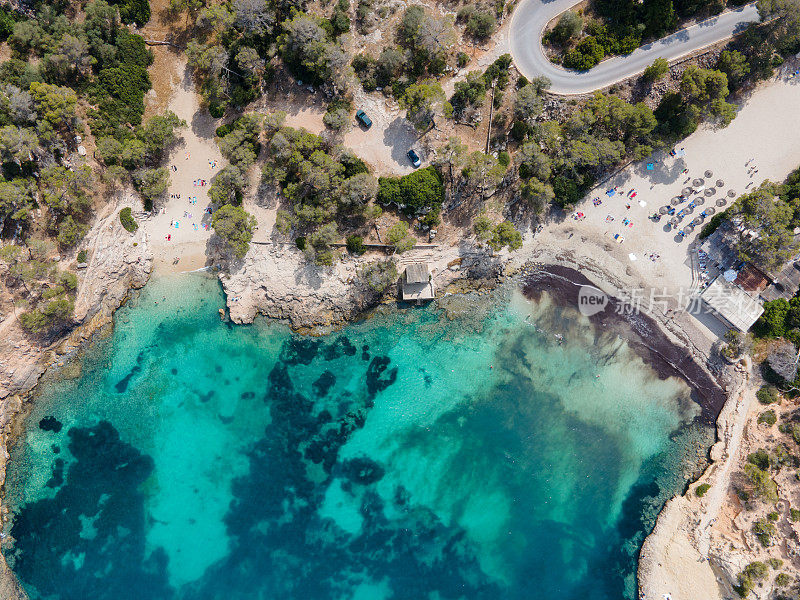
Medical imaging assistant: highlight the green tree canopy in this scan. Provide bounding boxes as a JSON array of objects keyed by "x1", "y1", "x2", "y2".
[{"x1": 212, "y1": 204, "x2": 257, "y2": 258}]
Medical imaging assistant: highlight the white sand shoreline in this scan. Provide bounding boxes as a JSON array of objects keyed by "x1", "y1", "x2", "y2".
[{"x1": 2, "y1": 46, "x2": 800, "y2": 599}]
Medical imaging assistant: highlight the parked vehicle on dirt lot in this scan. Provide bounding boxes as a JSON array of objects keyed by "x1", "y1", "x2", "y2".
[{"x1": 355, "y1": 110, "x2": 372, "y2": 129}]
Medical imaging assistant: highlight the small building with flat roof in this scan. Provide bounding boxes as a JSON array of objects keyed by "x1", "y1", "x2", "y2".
[
  {"x1": 701, "y1": 276, "x2": 764, "y2": 332},
  {"x1": 699, "y1": 222, "x2": 739, "y2": 271},
  {"x1": 735, "y1": 263, "x2": 770, "y2": 293},
  {"x1": 761, "y1": 258, "x2": 800, "y2": 302},
  {"x1": 402, "y1": 263, "x2": 434, "y2": 303}
]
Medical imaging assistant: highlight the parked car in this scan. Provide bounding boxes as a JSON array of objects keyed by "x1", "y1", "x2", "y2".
[
  {"x1": 407, "y1": 149, "x2": 421, "y2": 168},
  {"x1": 355, "y1": 110, "x2": 372, "y2": 129}
]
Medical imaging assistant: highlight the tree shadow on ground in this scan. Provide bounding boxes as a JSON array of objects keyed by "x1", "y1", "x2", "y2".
[
  {"x1": 633, "y1": 153, "x2": 687, "y2": 186},
  {"x1": 383, "y1": 117, "x2": 418, "y2": 167}
]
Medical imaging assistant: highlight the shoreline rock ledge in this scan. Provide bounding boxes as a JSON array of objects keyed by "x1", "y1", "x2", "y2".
[{"x1": 0, "y1": 199, "x2": 153, "y2": 599}]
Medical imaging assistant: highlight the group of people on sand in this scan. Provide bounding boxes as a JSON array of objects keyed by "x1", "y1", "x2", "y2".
[
  {"x1": 746, "y1": 158, "x2": 759, "y2": 178},
  {"x1": 589, "y1": 147, "x2": 691, "y2": 245},
  {"x1": 162, "y1": 157, "x2": 218, "y2": 242}
]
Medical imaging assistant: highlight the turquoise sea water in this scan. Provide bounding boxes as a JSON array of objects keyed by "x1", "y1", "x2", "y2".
[{"x1": 3, "y1": 273, "x2": 713, "y2": 600}]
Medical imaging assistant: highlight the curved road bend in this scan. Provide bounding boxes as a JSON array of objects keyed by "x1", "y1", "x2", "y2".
[{"x1": 509, "y1": 2, "x2": 760, "y2": 95}]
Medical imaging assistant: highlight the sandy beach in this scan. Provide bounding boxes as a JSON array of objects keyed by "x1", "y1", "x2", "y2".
[
  {"x1": 2, "y1": 42, "x2": 798, "y2": 599},
  {"x1": 518, "y1": 74, "x2": 800, "y2": 346},
  {"x1": 503, "y1": 74, "x2": 800, "y2": 600},
  {"x1": 138, "y1": 64, "x2": 800, "y2": 600},
  {"x1": 140, "y1": 58, "x2": 225, "y2": 275}
]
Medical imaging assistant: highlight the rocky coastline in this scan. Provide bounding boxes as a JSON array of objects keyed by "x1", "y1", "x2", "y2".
[
  {"x1": 0, "y1": 217, "x2": 747, "y2": 599},
  {"x1": 510, "y1": 237, "x2": 751, "y2": 599},
  {"x1": 0, "y1": 195, "x2": 154, "y2": 599}
]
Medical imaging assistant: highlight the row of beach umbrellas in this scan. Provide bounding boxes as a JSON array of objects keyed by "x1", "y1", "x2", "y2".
[
  {"x1": 629, "y1": 169, "x2": 737, "y2": 242},
  {"x1": 668, "y1": 206, "x2": 716, "y2": 229}
]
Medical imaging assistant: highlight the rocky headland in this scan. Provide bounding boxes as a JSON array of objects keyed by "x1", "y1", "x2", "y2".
[{"x1": 0, "y1": 194, "x2": 153, "y2": 599}]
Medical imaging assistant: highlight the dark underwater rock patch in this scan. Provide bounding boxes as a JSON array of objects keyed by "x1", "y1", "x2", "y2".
[
  {"x1": 312, "y1": 370, "x2": 336, "y2": 398},
  {"x1": 322, "y1": 336, "x2": 357, "y2": 361},
  {"x1": 114, "y1": 351, "x2": 147, "y2": 393},
  {"x1": 174, "y1": 335, "x2": 500, "y2": 600},
  {"x1": 366, "y1": 356, "x2": 398, "y2": 400},
  {"x1": 10, "y1": 420, "x2": 172, "y2": 600},
  {"x1": 39, "y1": 416, "x2": 62, "y2": 433},
  {"x1": 45, "y1": 458, "x2": 65, "y2": 489}
]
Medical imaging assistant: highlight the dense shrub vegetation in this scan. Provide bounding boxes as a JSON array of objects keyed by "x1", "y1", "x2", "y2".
[
  {"x1": 359, "y1": 259, "x2": 398, "y2": 292},
  {"x1": 211, "y1": 204, "x2": 256, "y2": 258},
  {"x1": 0, "y1": 0, "x2": 184, "y2": 337},
  {"x1": 378, "y1": 167, "x2": 444, "y2": 225},
  {"x1": 695, "y1": 483, "x2": 711, "y2": 497},
  {"x1": 119, "y1": 207, "x2": 138, "y2": 232},
  {"x1": 735, "y1": 561, "x2": 769, "y2": 597},
  {"x1": 181, "y1": 0, "x2": 352, "y2": 116},
  {"x1": 758, "y1": 410, "x2": 777, "y2": 426},
  {"x1": 353, "y1": 4, "x2": 456, "y2": 95}
]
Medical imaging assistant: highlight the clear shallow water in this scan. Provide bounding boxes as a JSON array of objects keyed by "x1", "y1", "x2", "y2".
[{"x1": 3, "y1": 274, "x2": 713, "y2": 600}]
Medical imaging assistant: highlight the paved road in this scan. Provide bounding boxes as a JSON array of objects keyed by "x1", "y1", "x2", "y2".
[{"x1": 509, "y1": 2, "x2": 760, "y2": 95}]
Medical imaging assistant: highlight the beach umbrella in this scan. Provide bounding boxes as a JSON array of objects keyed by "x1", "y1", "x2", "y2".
[
  {"x1": 716, "y1": 179, "x2": 724, "y2": 187},
  {"x1": 705, "y1": 170, "x2": 713, "y2": 178},
  {"x1": 727, "y1": 190, "x2": 736, "y2": 197},
  {"x1": 705, "y1": 206, "x2": 716, "y2": 215},
  {"x1": 691, "y1": 217, "x2": 702, "y2": 226},
  {"x1": 671, "y1": 197, "x2": 681, "y2": 206},
  {"x1": 682, "y1": 187, "x2": 693, "y2": 196},
  {"x1": 704, "y1": 188, "x2": 716, "y2": 196},
  {"x1": 684, "y1": 225, "x2": 695, "y2": 234},
  {"x1": 659, "y1": 205, "x2": 669, "y2": 214},
  {"x1": 693, "y1": 178, "x2": 704, "y2": 187},
  {"x1": 670, "y1": 216, "x2": 679, "y2": 225},
  {"x1": 695, "y1": 197, "x2": 705, "y2": 205},
  {"x1": 716, "y1": 198, "x2": 727, "y2": 207}
]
